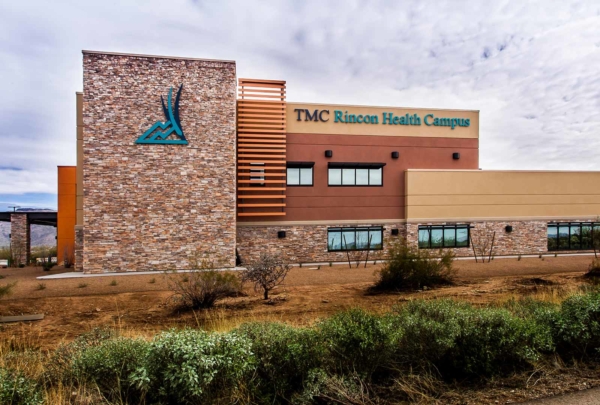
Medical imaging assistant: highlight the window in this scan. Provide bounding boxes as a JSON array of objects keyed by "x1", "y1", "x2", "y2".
[
  {"x1": 547, "y1": 222, "x2": 600, "y2": 251},
  {"x1": 286, "y1": 162, "x2": 314, "y2": 186},
  {"x1": 249, "y1": 163, "x2": 264, "y2": 186},
  {"x1": 327, "y1": 227, "x2": 383, "y2": 251},
  {"x1": 418, "y1": 224, "x2": 470, "y2": 249},
  {"x1": 327, "y1": 163, "x2": 385, "y2": 186}
]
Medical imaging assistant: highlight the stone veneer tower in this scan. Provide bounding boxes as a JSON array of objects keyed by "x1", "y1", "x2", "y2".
[{"x1": 81, "y1": 51, "x2": 237, "y2": 273}]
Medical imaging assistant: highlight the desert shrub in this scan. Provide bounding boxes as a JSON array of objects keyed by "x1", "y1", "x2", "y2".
[
  {"x1": 318, "y1": 308, "x2": 393, "y2": 376},
  {"x1": 0, "y1": 281, "x2": 16, "y2": 299},
  {"x1": 294, "y1": 369, "x2": 375, "y2": 405},
  {"x1": 237, "y1": 322, "x2": 324, "y2": 401},
  {"x1": 0, "y1": 367, "x2": 43, "y2": 405},
  {"x1": 554, "y1": 292, "x2": 600, "y2": 357},
  {"x1": 584, "y1": 258, "x2": 600, "y2": 278},
  {"x1": 375, "y1": 239, "x2": 456, "y2": 290},
  {"x1": 63, "y1": 245, "x2": 74, "y2": 268},
  {"x1": 168, "y1": 254, "x2": 240, "y2": 309},
  {"x1": 241, "y1": 253, "x2": 291, "y2": 300},
  {"x1": 0, "y1": 247, "x2": 10, "y2": 266},
  {"x1": 133, "y1": 329, "x2": 254, "y2": 404},
  {"x1": 45, "y1": 328, "x2": 115, "y2": 384},
  {"x1": 71, "y1": 338, "x2": 148, "y2": 403},
  {"x1": 169, "y1": 270, "x2": 240, "y2": 309},
  {"x1": 389, "y1": 300, "x2": 549, "y2": 378}
]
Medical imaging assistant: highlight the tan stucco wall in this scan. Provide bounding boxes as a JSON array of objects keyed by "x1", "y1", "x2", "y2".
[
  {"x1": 287, "y1": 103, "x2": 479, "y2": 139},
  {"x1": 406, "y1": 170, "x2": 600, "y2": 221}
]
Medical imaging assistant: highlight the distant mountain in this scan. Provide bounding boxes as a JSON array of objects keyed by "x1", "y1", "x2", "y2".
[{"x1": 0, "y1": 222, "x2": 57, "y2": 247}]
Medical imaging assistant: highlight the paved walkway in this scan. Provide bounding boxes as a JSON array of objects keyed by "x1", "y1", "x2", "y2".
[{"x1": 522, "y1": 387, "x2": 600, "y2": 404}]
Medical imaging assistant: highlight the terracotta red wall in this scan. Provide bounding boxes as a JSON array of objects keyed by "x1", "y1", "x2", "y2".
[
  {"x1": 57, "y1": 166, "x2": 77, "y2": 264},
  {"x1": 237, "y1": 133, "x2": 478, "y2": 222}
]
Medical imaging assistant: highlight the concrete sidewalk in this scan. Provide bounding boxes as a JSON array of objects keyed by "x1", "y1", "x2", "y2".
[{"x1": 522, "y1": 387, "x2": 600, "y2": 404}]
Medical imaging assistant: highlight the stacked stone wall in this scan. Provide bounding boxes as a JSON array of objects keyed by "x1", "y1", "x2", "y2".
[
  {"x1": 82, "y1": 53, "x2": 237, "y2": 273},
  {"x1": 10, "y1": 214, "x2": 30, "y2": 266},
  {"x1": 237, "y1": 219, "x2": 600, "y2": 265},
  {"x1": 236, "y1": 223, "x2": 405, "y2": 264},
  {"x1": 74, "y1": 226, "x2": 83, "y2": 272},
  {"x1": 406, "y1": 220, "x2": 549, "y2": 257}
]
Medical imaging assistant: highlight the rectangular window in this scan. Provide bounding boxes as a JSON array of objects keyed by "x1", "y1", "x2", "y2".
[
  {"x1": 327, "y1": 227, "x2": 384, "y2": 251},
  {"x1": 249, "y1": 163, "x2": 265, "y2": 186},
  {"x1": 547, "y1": 222, "x2": 600, "y2": 251},
  {"x1": 418, "y1": 224, "x2": 470, "y2": 249},
  {"x1": 286, "y1": 162, "x2": 314, "y2": 186},
  {"x1": 327, "y1": 163, "x2": 385, "y2": 186}
]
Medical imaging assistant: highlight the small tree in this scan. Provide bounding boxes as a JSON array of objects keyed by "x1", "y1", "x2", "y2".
[
  {"x1": 167, "y1": 253, "x2": 240, "y2": 309},
  {"x1": 592, "y1": 218, "x2": 600, "y2": 259},
  {"x1": 470, "y1": 229, "x2": 496, "y2": 263},
  {"x1": 242, "y1": 253, "x2": 291, "y2": 300}
]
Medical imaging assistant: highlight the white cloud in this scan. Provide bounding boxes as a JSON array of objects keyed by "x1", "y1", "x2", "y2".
[{"x1": 1, "y1": 0, "x2": 599, "y2": 198}]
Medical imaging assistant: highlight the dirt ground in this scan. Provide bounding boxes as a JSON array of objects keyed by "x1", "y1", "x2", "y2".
[
  {"x1": 0, "y1": 255, "x2": 596, "y2": 346},
  {"x1": 1, "y1": 255, "x2": 599, "y2": 404}
]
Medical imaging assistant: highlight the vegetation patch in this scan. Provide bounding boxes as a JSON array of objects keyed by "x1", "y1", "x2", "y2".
[
  {"x1": 374, "y1": 238, "x2": 456, "y2": 291},
  {"x1": 0, "y1": 291, "x2": 596, "y2": 404}
]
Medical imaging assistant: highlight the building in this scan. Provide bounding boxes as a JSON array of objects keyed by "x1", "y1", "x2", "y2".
[{"x1": 58, "y1": 51, "x2": 600, "y2": 273}]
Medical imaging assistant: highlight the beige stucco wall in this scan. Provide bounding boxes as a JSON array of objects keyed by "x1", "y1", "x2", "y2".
[
  {"x1": 287, "y1": 102, "x2": 479, "y2": 139},
  {"x1": 406, "y1": 170, "x2": 600, "y2": 221}
]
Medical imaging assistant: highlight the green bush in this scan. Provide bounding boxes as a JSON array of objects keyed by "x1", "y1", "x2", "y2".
[
  {"x1": 133, "y1": 329, "x2": 254, "y2": 404},
  {"x1": 554, "y1": 292, "x2": 600, "y2": 357},
  {"x1": 0, "y1": 367, "x2": 43, "y2": 405},
  {"x1": 35, "y1": 292, "x2": 600, "y2": 403},
  {"x1": 71, "y1": 338, "x2": 148, "y2": 403},
  {"x1": 238, "y1": 322, "x2": 324, "y2": 401},
  {"x1": 375, "y1": 239, "x2": 456, "y2": 290},
  {"x1": 45, "y1": 328, "x2": 115, "y2": 384},
  {"x1": 389, "y1": 299, "x2": 551, "y2": 378},
  {"x1": 318, "y1": 308, "x2": 392, "y2": 376}
]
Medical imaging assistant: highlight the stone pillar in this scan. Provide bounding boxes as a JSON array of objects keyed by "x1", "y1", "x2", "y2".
[
  {"x1": 74, "y1": 225, "x2": 84, "y2": 272},
  {"x1": 82, "y1": 52, "x2": 237, "y2": 273},
  {"x1": 10, "y1": 213, "x2": 30, "y2": 266}
]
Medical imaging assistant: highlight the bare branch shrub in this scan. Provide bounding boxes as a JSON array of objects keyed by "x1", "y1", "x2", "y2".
[
  {"x1": 168, "y1": 253, "x2": 241, "y2": 309},
  {"x1": 241, "y1": 253, "x2": 291, "y2": 300},
  {"x1": 9, "y1": 242, "x2": 24, "y2": 267},
  {"x1": 63, "y1": 244, "x2": 75, "y2": 268},
  {"x1": 470, "y1": 229, "x2": 496, "y2": 263}
]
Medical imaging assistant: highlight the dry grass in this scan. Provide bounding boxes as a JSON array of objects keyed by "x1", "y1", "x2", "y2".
[{"x1": 1, "y1": 256, "x2": 599, "y2": 404}]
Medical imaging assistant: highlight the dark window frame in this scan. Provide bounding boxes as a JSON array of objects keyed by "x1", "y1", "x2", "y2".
[
  {"x1": 286, "y1": 162, "x2": 314, "y2": 187},
  {"x1": 249, "y1": 162, "x2": 265, "y2": 187},
  {"x1": 327, "y1": 162, "x2": 385, "y2": 187},
  {"x1": 327, "y1": 226, "x2": 384, "y2": 252},
  {"x1": 547, "y1": 222, "x2": 600, "y2": 251},
  {"x1": 418, "y1": 224, "x2": 470, "y2": 249}
]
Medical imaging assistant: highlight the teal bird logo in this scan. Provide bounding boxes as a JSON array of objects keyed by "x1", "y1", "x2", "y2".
[{"x1": 136, "y1": 84, "x2": 188, "y2": 145}]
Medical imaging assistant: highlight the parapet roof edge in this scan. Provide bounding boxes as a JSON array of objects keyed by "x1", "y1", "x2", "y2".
[
  {"x1": 406, "y1": 169, "x2": 600, "y2": 173},
  {"x1": 82, "y1": 50, "x2": 236, "y2": 64},
  {"x1": 287, "y1": 101, "x2": 479, "y2": 113}
]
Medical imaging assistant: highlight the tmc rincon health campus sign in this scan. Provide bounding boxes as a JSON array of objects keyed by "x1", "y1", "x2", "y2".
[{"x1": 293, "y1": 108, "x2": 471, "y2": 130}]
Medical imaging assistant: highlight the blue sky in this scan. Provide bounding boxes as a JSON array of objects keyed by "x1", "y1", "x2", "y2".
[{"x1": 1, "y1": 0, "x2": 599, "y2": 209}]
